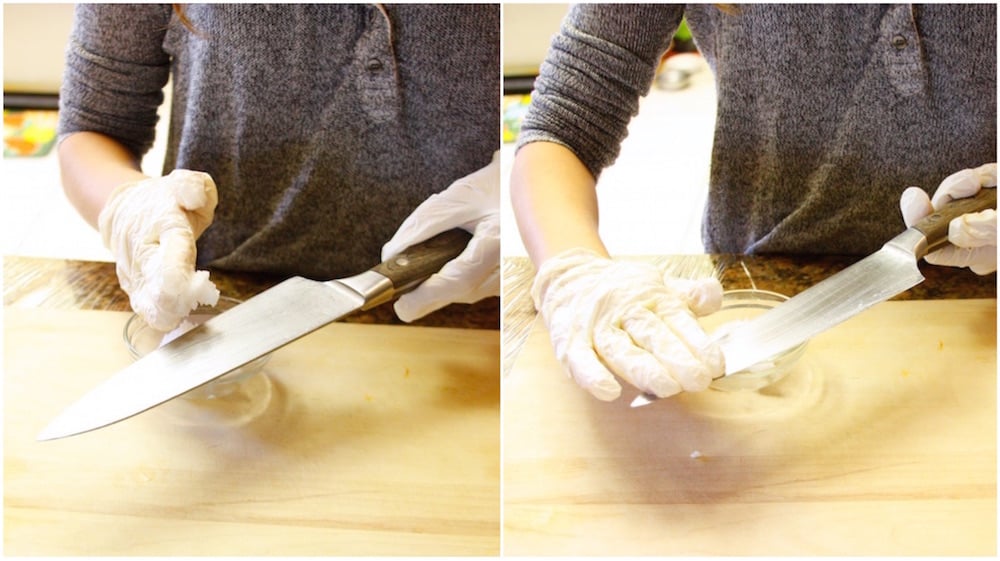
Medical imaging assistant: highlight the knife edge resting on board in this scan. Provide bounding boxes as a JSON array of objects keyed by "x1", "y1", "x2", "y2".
[
  {"x1": 37, "y1": 229, "x2": 473, "y2": 440},
  {"x1": 631, "y1": 187, "x2": 996, "y2": 408}
]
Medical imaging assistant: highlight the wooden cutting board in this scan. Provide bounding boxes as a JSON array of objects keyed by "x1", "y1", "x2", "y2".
[
  {"x1": 4, "y1": 308, "x2": 499, "y2": 556},
  {"x1": 504, "y1": 299, "x2": 996, "y2": 556}
]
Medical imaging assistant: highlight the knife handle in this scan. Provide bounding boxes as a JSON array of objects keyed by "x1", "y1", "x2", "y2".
[
  {"x1": 912, "y1": 187, "x2": 997, "y2": 253},
  {"x1": 372, "y1": 228, "x2": 473, "y2": 294}
]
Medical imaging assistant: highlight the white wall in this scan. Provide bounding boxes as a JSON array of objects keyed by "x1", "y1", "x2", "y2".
[
  {"x1": 3, "y1": 3, "x2": 76, "y2": 93},
  {"x1": 500, "y1": 5, "x2": 716, "y2": 257},
  {"x1": 503, "y1": 3, "x2": 568, "y2": 75}
]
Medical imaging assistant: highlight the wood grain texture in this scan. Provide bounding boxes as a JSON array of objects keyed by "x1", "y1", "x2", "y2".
[
  {"x1": 503, "y1": 299, "x2": 996, "y2": 556},
  {"x1": 5, "y1": 308, "x2": 499, "y2": 556}
]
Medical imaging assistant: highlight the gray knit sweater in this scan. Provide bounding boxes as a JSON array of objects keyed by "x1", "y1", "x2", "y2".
[
  {"x1": 59, "y1": 4, "x2": 499, "y2": 279},
  {"x1": 518, "y1": 4, "x2": 996, "y2": 255}
]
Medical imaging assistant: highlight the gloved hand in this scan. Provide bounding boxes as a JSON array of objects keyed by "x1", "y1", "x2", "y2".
[
  {"x1": 900, "y1": 163, "x2": 997, "y2": 275},
  {"x1": 381, "y1": 152, "x2": 500, "y2": 322},
  {"x1": 98, "y1": 169, "x2": 220, "y2": 332},
  {"x1": 531, "y1": 248, "x2": 725, "y2": 401}
]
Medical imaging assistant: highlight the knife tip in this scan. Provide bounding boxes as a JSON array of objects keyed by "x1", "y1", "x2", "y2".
[
  {"x1": 36, "y1": 420, "x2": 75, "y2": 442},
  {"x1": 629, "y1": 393, "x2": 657, "y2": 408},
  {"x1": 36, "y1": 428, "x2": 63, "y2": 441},
  {"x1": 35, "y1": 429, "x2": 60, "y2": 442}
]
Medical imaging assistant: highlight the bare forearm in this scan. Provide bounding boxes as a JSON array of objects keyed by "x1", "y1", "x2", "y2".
[
  {"x1": 510, "y1": 141, "x2": 610, "y2": 266},
  {"x1": 58, "y1": 132, "x2": 149, "y2": 228}
]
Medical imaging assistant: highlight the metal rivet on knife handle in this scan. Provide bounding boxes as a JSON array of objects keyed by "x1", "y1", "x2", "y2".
[{"x1": 372, "y1": 228, "x2": 472, "y2": 295}]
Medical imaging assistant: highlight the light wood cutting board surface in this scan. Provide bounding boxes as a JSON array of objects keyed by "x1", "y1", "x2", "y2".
[
  {"x1": 503, "y1": 299, "x2": 996, "y2": 556},
  {"x1": 4, "y1": 308, "x2": 499, "y2": 556}
]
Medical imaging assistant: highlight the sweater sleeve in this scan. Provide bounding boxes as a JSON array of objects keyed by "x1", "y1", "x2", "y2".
[
  {"x1": 57, "y1": 3, "x2": 174, "y2": 158},
  {"x1": 516, "y1": 4, "x2": 685, "y2": 178}
]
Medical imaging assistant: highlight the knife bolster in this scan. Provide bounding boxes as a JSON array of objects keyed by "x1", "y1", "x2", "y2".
[
  {"x1": 887, "y1": 228, "x2": 930, "y2": 260},
  {"x1": 335, "y1": 271, "x2": 395, "y2": 310},
  {"x1": 333, "y1": 229, "x2": 473, "y2": 312}
]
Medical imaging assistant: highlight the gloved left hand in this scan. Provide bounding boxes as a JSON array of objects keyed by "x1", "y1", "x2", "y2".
[
  {"x1": 531, "y1": 248, "x2": 725, "y2": 401},
  {"x1": 381, "y1": 151, "x2": 500, "y2": 321},
  {"x1": 99, "y1": 169, "x2": 220, "y2": 331},
  {"x1": 900, "y1": 163, "x2": 997, "y2": 275}
]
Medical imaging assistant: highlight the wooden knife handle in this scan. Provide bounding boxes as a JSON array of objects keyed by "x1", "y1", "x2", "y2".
[
  {"x1": 912, "y1": 187, "x2": 997, "y2": 253},
  {"x1": 372, "y1": 228, "x2": 473, "y2": 293}
]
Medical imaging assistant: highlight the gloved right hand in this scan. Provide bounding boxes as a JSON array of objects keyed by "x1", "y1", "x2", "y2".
[
  {"x1": 900, "y1": 163, "x2": 997, "y2": 275},
  {"x1": 382, "y1": 151, "x2": 501, "y2": 322},
  {"x1": 531, "y1": 248, "x2": 725, "y2": 401},
  {"x1": 98, "y1": 169, "x2": 220, "y2": 332}
]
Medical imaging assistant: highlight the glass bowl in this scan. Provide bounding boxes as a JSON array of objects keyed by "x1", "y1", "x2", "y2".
[
  {"x1": 123, "y1": 296, "x2": 272, "y2": 402},
  {"x1": 700, "y1": 289, "x2": 808, "y2": 392}
]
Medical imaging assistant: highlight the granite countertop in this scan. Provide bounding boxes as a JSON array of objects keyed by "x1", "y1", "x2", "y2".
[
  {"x1": 502, "y1": 254, "x2": 996, "y2": 377},
  {"x1": 5, "y1": 254, "x2": 995, "y2": 371},
  {"x1": 3, "y1": 256, "x2": 499, "y2": 330}
]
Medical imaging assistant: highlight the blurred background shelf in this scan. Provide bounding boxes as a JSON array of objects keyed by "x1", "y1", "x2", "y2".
[{"x1": 500, "y1": 4, "x2": 715, "y2": 258}]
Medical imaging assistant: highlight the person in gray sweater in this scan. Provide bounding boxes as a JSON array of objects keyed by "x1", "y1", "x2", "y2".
[
  {"x1": 510, "y1": 4, "x2": 996, "y2": 402},
  {"x1": 58, "y1": 4, "x2": 500, "y2": 331}
]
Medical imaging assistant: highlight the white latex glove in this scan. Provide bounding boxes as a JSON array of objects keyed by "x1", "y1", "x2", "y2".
[
  {"x1": 900, "y1": 163, "x2": 997, "y2": 275},
  {"x1": 98, "y1": 169, "x2": 220, "y2": 332},
  {"x1": 531, "y1": 248, "x2": 725, "y2": 402},
  {"x1": 381, "y1": 152, "x2": 500, "y2": 322}
]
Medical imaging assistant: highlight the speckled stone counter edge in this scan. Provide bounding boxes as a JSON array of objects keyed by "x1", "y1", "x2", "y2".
[{"x1": 3, "y1": 257, "x2": 499, "y2": 330}]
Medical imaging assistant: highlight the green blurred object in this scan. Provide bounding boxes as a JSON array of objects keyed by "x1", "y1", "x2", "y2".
[
  {"x1": 675, "y1": 18, "x2": 692, "y2": 42},
  {"x1": 502, "y1": 94, "x2": 532, "y2": 144},
  {"x1": 670, "y1": 17, "x2": 696, "y2": 53}
]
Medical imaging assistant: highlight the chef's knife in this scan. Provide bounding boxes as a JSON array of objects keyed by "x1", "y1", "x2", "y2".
[
  {"x1": 38, "y1": 229, "x2": 473, "y2": 440},
  {"x1": 632, "y1": 187, "x2": 996, "y2": 408}
]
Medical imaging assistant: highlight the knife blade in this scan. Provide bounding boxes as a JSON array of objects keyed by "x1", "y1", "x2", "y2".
[
  {"x1": 37, "y1": 228, "x2": 473, "y2": 440},
  {"x1": 631, "y1": 187, "x2": 996, "y2": 408}
]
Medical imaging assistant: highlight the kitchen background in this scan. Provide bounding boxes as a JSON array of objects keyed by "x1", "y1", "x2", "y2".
[
  {"x1": 5, "y1": 6, "x2": 996, "y2": 557},
  {"x1": 3, "y1": 3, "x2": 716, "y2": 262},
  {"x1": 5, "y1": 4, "x2": 138, "y2": 261},
  {"x1": 501, "y1": 4, "x2": 716, "y2": 257}
]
